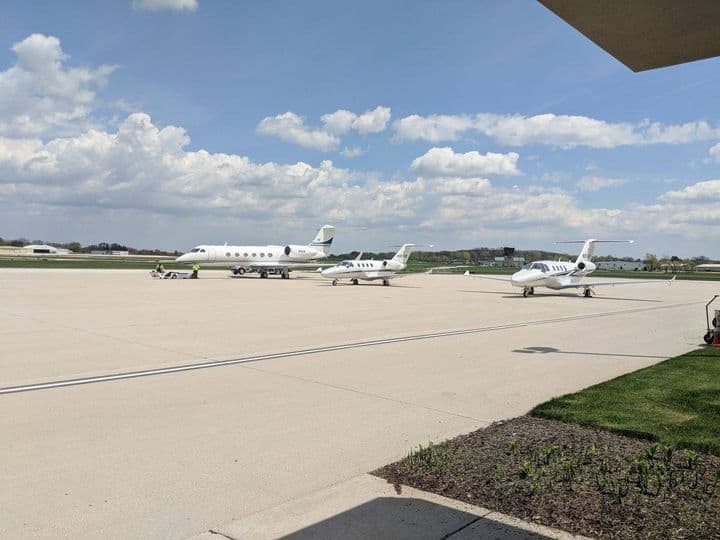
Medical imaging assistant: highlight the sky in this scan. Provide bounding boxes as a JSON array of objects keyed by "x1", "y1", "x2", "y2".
[{"x1": 1, "y1": 0, "x2": 719, "y2": 258}]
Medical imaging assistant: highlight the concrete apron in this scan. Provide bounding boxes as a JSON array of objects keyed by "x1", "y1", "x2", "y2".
[{"x1": 186, "y1": 474, "x2": 590, "y2": 540}]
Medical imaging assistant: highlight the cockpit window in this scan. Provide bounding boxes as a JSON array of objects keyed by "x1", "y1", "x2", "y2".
[
  {"x1": 200, "y1": 249, "x2": 206, "y2": 253},
  {"x1": 190, "y1": 248, "x2": 200, "y2": 253},
  {"x1": 530, "y1": 263, "x2": 548, "y2": 272}
]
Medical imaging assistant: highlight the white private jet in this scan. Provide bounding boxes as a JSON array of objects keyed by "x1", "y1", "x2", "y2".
[
  {"x1": 321, "y1": 244, "x2": 415, "y2": 286},
  {"x1": 175, "y1": 225, "x2": 335, "y2": 279},
  {"x1": 465, "y1": 239, "x2": 673, "y2": 297}
]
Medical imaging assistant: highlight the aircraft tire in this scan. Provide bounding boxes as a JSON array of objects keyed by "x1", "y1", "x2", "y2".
[
  {"x1": 260, "y1": 271, "x2": 268, "y2": 279},
  {"x1": 704, "y1": 331, "x2": 715, "y2": 345},
  {"x1": 522, "y1": 289, "x2": 528, "y2": 297},
  {"x1": 382, "y1": 279, "x2": 389, "y2": 286},
  {"x1": 529, "y1": 287, "x2": 534, "y2": 295},
  {"x1": 352, "y1": 278, "x2": 359, "y2": 285},
  {"x1": 584, "y1": 289, "x2": 592, "y2": 298},
  {"x1": 332, "y1": 279, "x2": 338, "y2": 286}
]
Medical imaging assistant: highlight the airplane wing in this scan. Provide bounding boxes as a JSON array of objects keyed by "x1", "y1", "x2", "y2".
[
  {"x1": 246, "y1": 261, "x2": 334, "y2": 269},
  {"x1": 463, "y1": 271, "x2": 514, "y2": 282},
  {"x1": 363, "y1": 271, "x2": 403, "y2": 280},
  {"x1": 556, "y1": 275, "x2": 676, "y2": 289},
  {"x1": 425, "y1": 265, "x2": 471, "y2": 274}
]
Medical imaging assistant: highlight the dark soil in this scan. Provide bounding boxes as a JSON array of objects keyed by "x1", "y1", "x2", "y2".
[{"x1": 373, "y1": 417, "x2": 720, "y2": 539}]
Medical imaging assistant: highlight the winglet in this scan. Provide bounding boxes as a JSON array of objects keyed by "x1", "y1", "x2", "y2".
[
  {"x1": 669, "y1": 274, "x2": 676, "y2": 285},
  {"x1": 464, "y1": 270, "x2": 470, "y2": 276}
]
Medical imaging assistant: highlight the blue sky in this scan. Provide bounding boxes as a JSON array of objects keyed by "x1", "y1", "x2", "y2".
[{"x1": 1, "y1": 0, "x2": 719, "y2": 257}]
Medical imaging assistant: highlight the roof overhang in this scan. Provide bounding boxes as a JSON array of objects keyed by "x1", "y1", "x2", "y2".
[{"x1": 539, "y1": 0, "x2": 720, "y2": 71}]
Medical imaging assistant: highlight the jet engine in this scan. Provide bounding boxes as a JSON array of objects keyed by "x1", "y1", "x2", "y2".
[
  {"x1": 576, "y1": 261, "x2": 596, "y2": 273},
  {"x1": 284, "y1": 245, "x2": 310, "y2": 258}
]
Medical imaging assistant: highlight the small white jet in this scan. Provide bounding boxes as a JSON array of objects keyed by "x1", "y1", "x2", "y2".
[
  {"x1": 465, "y1": 239, "x2": 672, "y2": 297},
  {"x1": 175, "y1": 225, "x2": 335, "y2": 279},
  {"x1": 321, "y1": 244, "x2": 415, "y2": 286}
]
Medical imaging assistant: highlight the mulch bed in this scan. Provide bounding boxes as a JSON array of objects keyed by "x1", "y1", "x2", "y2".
[{"x1": 373, "y1": 417, "x2": 720, "y2": 539}]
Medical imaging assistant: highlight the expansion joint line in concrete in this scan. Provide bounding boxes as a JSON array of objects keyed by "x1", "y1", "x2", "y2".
[{"x1": 0, "y1": 301, "x2": 699, "y2": 395}]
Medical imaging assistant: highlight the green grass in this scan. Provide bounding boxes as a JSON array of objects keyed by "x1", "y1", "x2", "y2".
[
  {"x1": 0, "y1": 256, "x2": 176, "y2": 270},
  {"x1": 531, "y1": 348, "x2": 720, "y2": 455}
]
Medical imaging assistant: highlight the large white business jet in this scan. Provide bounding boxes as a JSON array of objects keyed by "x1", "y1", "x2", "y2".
[
  {"x1": 175, "y1": 225, "x2": 335, "y2": 279},
  {"x1": 321, "y1": 244, "x2": 415, "y2": 286},
  {"x1": 465, "y1": 239, "x2": 672, "y2": 297}
]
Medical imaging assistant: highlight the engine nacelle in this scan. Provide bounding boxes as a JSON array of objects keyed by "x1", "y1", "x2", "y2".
[
  {"x1": 577, "y1": 261, "x2": 596, "y2": 273},
  {"x1": 284, "y1": 245, "x2": 311, "y2": 259}
]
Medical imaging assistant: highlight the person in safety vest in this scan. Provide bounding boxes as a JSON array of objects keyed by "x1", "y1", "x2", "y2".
[{"x1": 191, "y1": 263, "x2": 200, "y2": 278}]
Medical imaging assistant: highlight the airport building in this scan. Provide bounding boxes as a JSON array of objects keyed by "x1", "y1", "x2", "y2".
[
  {"x1": 22, "y1": 244, "x2": 72, "y2": 255},
  {"x1": 597, "y1": 260, "x2": 647, "y2": 271},
  {"x1": 696, "y1": 264, "x2": 720, "y2": 272}
]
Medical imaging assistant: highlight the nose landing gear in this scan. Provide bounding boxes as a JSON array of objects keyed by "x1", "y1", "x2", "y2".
[{"x1": 522, "y1": 287, "x2": 534, "y2": 297}]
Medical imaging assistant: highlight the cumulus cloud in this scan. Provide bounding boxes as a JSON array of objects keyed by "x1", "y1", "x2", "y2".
[
  {"x1": 3, "y1": 33, "x2": 711, "y2": 249},
  {"x1": 394, "y1": 114, "x2": 474, "y2": 143},
  {"x1": 351, "y1": 106, "x2": 391, "y2": 134},
  {"x1": 659, "y1": 179, "x2": 720, "y2": 202},
  {"x1": 256, "y1": 112, "x2": 340, "y2": 151},
  {"x1": 321, "y1": 106, "x2": 391, "y2": 135},
  {"x1": 627, "y1": 179, "x2": 720, "y2": 236},
  {"x1": 0, "y1": 34, "x2": 115, "y2": 138},
  {"x1": 394, "y1": 112, "x2": 720, "y2": 149},
  {"x1": 320, "y1": 110, "x2": 357, "y2": 135},
  {"x1": 132, "y1": 0, "x2": 198, "y2": 11},
  {"x1": 411, "y1": 147, "x2": 520, "y2": 177},
  {"x1": 708, "y1": 143, "x2": 720, "y2": 162},
  {"x1": 576, "y1": 175, "x2": 627, "y2": 192},
  {"x1": 341, "y1": 146, "x2": 364, "y2": 158}
]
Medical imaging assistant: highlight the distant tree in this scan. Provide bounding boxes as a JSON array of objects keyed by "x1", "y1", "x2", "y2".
[{"x1": 644, "y1": 253, "x2": 658, "y2": 271}]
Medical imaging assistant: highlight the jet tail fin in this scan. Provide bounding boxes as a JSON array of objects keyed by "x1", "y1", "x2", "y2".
[
  {"x1": 556, "y1": 239, "x2": 634, "y2": 264},
  {"x1": 310, "y1": 225, "x2": 335, "y2": 255},
  {"x1": 391, "y1": 244, "x2": 415, "y2": 265}
]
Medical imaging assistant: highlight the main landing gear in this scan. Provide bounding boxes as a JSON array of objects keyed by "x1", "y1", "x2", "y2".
[
  {"x1": 280, "y1": 270, "x2": 290, "y2": 279},
  {"x1": 382, "y1": 279, "x2": 390, "y2": 286},
  {"x1": 260, "y1": 271, "x2": 269, "y2": 279},
  {"x1": 332, "y1": 279, "x2": 338, "y2": 286},
  {"x1": 351, "y1": 278, "x2": 359, "y2": 285},
  {"x1": 522, "y1": 287, "x2": 534, "y2": 297},
  {"x1": 583, "y1": 288, "x2": 593, "y2": 298}
]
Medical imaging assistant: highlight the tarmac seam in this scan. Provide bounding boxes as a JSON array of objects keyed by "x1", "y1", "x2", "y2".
[
  {"x1": 442, "y1": 516, "x2": 484, "y2": 539},
  {"x1": 0, "y1": 300, "x2": 699, "y2": 395}
]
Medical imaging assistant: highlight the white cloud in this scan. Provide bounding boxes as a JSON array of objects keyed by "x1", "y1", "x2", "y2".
[
  {"x1": 320, "y1": 109, "x2": 356, "y2": 135},
  {"x1": 0, "y1": 34, "x2": 115, "y2": 138},
  {"x1": 629, "y1": 180, "x2": 720, "y2": 237},
  {"x1": 394, "y1": 114, "x2": 474, "y2": 142},
  {"x1": 394, "y1": 112, "x2": 720, "y2": 148},
  {"x1": 351, "y1": 106, "x2": 391, "y2": 134},
  {"x1": 576, "y1": 175, "x2": 627, "y2": 192},
  {"x1": 708, "y1": 143, "x2": 720, "y2": 162},
  {"x1": 659, "y1": 179, "x2": 720, "y2": 202},
  {"x1": 256, "y1": 112, "x2": 340, "y2": 151},
  {"x1": 259, "y1": 106, "x2": 391, "y2": 151},
  {"x1": 411, "y1": 147, "x2": 520, "y2": 177},
  {"x1": 341, "y1": 146, "x2": 364, "y2": 158},
  {"x1": 321, "y1": 106, "x2": 391, "y2": 135},
  {"x1": 132, "y1": 0, "x2": 198, "y2": 11}
]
